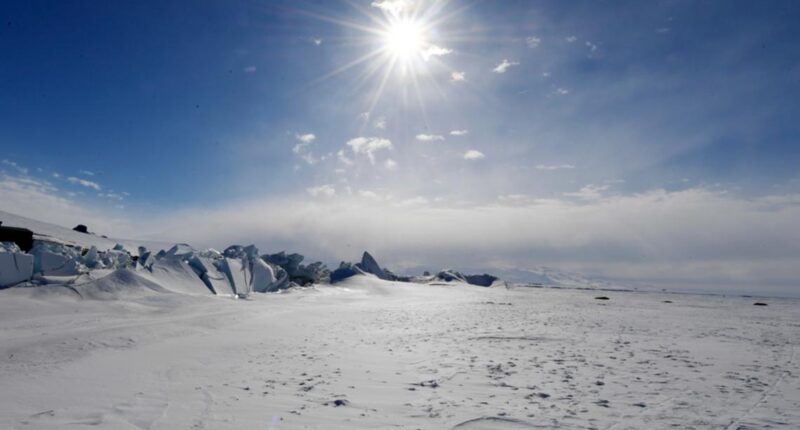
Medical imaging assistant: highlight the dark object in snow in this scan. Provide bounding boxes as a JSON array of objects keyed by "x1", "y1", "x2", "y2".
[
  {"x1": 417, "y1": 379, "x2": 440, "y2": 388},
  {"x1": 358, "y1": 251, "x2": 390, "y2": 280},
  {"x1": 72, "y1": 224, "x2": 89, "y2": 234},
  {"x1": 0, "y1": 222, "x2": 34, "y2": 252},
  {"x1": 594, "y1": 296, "x2": 610, "y2": 300},
  {"x1": 434, "y1": 270, "x2": 499, "y2": 287},
  {"x1": 464, "y1": 273, "x2": 498, "y2": 287},
  {"x1": 753, "y1": 302, "x2": 768, "y2": 306},
  {"x1": 662, "y1": 300, "x2": 673, "y2": 303},
  {"x1": 262, "y1": 251, "x2": 329, "y2": 285},
  {"x1": 325, "y1": 399, "x2": 349, "y2": 407},
  {"x1": 329, "y1": 251, "x2": 394, "y2": 283},
  {"x1": 330, "y1": 262, "x2": 361, "y2": 284}
]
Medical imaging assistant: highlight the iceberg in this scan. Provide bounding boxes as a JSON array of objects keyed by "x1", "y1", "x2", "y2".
[{"x1": 0, "y1": 246, "x2": 34, "y2": 287}]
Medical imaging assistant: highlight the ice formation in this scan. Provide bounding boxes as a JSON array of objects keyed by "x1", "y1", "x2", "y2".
[{"x1": 0, "y1": 217, "x2": 502, "y2": 293}]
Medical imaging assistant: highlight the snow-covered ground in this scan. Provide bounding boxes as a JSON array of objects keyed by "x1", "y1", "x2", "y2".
[{"x1": 1, "y1": 276, "x2": 798, "y2": 429}]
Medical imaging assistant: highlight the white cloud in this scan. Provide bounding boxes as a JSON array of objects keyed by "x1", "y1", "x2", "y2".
[
  {"x1": 463, "y1": 150, "x2": 485, "y2": 160},
  {"x1": 526, "y1": 36, "x2": 541, "y2": 48},
  {"x1": 79, "y1": 170, "x2": 95, "y2": 176},
  {"x1": 313, "y1": 38, "x2": 323, "y2": 45},
  {"x1": 450, "y1": 71, "x2": 466, "y2": 82},
  {"x1": 346, "y1": 137, "x2": 393, "y2": 164},
  {"x1": 585, "y1": 41, "x2": 598, "y2": 53},
  {"x1": 52, "y1": 172, "x2": 61, "y2": 179},
  {"x1": 536, "y1": 164, "x2": 575, "y2": 170},
  {"x1": 563, "y1": 184, "x2": 609, "y2": 201},
  {"x1": 421, "y1": 45, "x2": 452, "y2": 61},
  {"x1": 555, "y1": 87, "x2": 569, "y2": 95},
  {"x1": 292, "y1": 133, "x2": 318, "y2": 165},
  {"x1": 306, "y1": 184, "x2": 336, "y2": 197},
  {"x1": 371, "y1": 0, "x2": 410, "y2": 15},
  {"x1": 415, "y1": 134, "x2": 444, "y2": 142},
  {"x1": 566, "y1": 35, "x2": 577, "y2": 43},
  {"x1": 295, "y1": 133, "x2": 316, "y2": 144},
  {"x1": 385, "y1": 159, "x2": 398, "y2": 170},
  {"x1": 449, "y1": 129, "x2": 468, "y2": 136},
  {"x1": 243, "y1": 66, "x2": 257, "y2": 73},
  {"x1": 493, "y1": 59, "x2": 519, "y2": 74},
  {"x1": 373, "y1": 116, "x2": 386, "y2": 130},
  {"x1": 67, "y1": 176, "x2": 101, "y2": 191}
]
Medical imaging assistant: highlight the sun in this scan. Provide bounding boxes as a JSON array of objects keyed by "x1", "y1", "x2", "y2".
[
  {"x1": 383, "y1": 19, "x2": 425, "y2": 60},
  {"x1": 307, "y1": 0, "x2": 462, "y2": 114}
]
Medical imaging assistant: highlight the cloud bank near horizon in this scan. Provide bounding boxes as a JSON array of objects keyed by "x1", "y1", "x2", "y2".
[{"x1": 2, "y1": 170, "x2": 799, "y2": 296}]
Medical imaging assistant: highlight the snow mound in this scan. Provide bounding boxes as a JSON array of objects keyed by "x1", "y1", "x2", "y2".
[{"x1": 72, "y1": 269, "x2": 171, "y2": 300}]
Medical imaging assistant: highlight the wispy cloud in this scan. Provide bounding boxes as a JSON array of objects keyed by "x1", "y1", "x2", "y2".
[
  {"x1": 536, "y1": 164, "x2": 575, "y2": 170},
  {"x1": 312, "y1": 38, "x2": 323, "y2": 45},
  {"x1": 337, "y1": 149, "x2": 354, "y2": 166},
  {"x1": 295, "y1": 133, "x2": 316, "y2": 144},
  {"x1": 554, "y1": 87, "x2": 569, "y2": 95},
  {"x1": 416, "y1": 133, "x2": 444, "y2": 142},
  {"x1": 346, "y1": 137, "x2": 393, "y2": 164},
  {"x1": 463, "y1": 149, "x2": 485, "y2": 160},
  {"x1": 563, "y1": 184, "x2": 609, "y2": 201},
  {"x1": 306, "y1": 184, "x2": 336, "y2": 197},
  {"x1": 526, "y1": 36, "x2": 541, "y2": 48},
  {"x1": 371, "y1": 0, "x2": 410, "y2": 15},
  {"x1": 565, "y1": 35, "x2": 577, "y2": 43},
  {"x1": 385, "y1": 159, "x2": 398, "y2": 170},
  {"x1": 293, "y1": 133, "x2": 317, "y2": 165},
  {"x1": 421, "y1": 45, "x2": 452, "y2": 61},
  {"x1": 0, "y1": 173, "x2": 134, "y2": 236},
  {"x1": 493, "y1": 59, "x2": 519, "y2": 74},
  {"x1": 373, "y1": 116, "x2": 386, "y2": 130},
  {"x1": 67, "y1": 176, "x2": 101, "y2": 191},
  {"x1": 2, "y1": 159, "x2": 28, "y2": 175},
  {"x1": 450, "y1": 71, "x2": 466, "y2": 82},
  {"x1": 79, "y1": 170, "x2": 95, "y2": 176},
  {"x1": 243, "y1": 66, "x2": 257, "y2": 73},
  {"x1": 99, "y1": 192, "x2": 125, "y2": 201},
  {"x1": 449, "y1": 130, "x2": 468, "y2": 136}
]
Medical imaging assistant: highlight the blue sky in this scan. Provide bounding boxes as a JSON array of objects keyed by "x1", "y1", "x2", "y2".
[{"x1": 2, "y1": 1, "x2": 800, "y2": 295}]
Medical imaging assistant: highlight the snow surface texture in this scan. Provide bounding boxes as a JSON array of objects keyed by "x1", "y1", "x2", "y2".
[
  {"x1": 2, "y1": 211, "x2": 799, "y2": 428},
  {"x1": 0, "y1": 277, "x2": 798, "y2": 429}
]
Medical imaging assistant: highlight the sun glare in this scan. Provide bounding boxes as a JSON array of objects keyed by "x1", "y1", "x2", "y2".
[
  {"x1": 384, "y1": 19, "x2": 425, "y2": 60},
  {"x1": 310, "y1": 1, "x2": 458, "y2": 114}
]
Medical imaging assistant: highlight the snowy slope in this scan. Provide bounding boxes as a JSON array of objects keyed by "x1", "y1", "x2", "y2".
[{"x1": 0, "y1": 209, "x2": 170, "y2": 255}]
